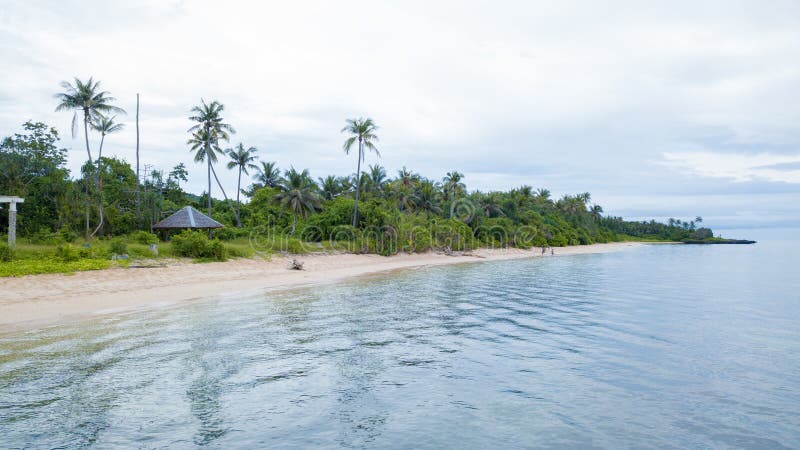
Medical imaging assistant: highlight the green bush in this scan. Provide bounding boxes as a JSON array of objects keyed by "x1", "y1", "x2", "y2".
[
  {"x1": 129, "y1": 230, "x2": 159, "y2": 245},
  {"x1": 171, "y1": 230, "x2": 227, "y2": 261},
  {"x1": 109, "y1": 238, "x2": 128, "y2": 255},
  {"x1": 0, "y1": 243, "x2": 14, "y2": 262},
  {"x1": 57, "y1": 227, "x2": 78, "y2": 243},
  {"x1": 55, "y1": 244, "x2": 89, "y2": 262}
]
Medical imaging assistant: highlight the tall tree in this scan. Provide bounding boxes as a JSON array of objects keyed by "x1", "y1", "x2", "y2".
[
  {"x1": 366, "y1": 164, "x2": 388, "y2": 196},
  {"x1": 275, "y1": 167, "x2": 320, "y2": 235},
  {"x1": 341, "y1": 117, "x2": 379, "y2": 227},
  {"x1": 254, "y1": 161, "x2": 281, "y2": 189},
  {"x1": 188, "y1": 99, "x2": 235, "y2": 222},
  {"x1": 442, "y1": 171, "x2": 465, "y2": 202},
  {"x1": 226, "y1": 143, "x2": 258, "y2": 227},
  {"x1": 54, "y1": 77, "x2": 125, "y2": 164},
  {"x1": 91, "y1": 114, "x2": 124, "y2": 163},
  {"x1": 88, "y1": 114, "x2": 124, "y2": 235},
  {"x1": 54, "y1": 77, "x2": 125, "y2": 237},
  {"x1": 318, "y1": 175, "x2": 341, "y2": 200}
]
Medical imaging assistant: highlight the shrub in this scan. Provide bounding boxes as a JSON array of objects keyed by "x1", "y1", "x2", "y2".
[
  {"x1": 109, "y1": 238, "x2": 128, "y2": 255},
  {"x1": 0, "y1": 243, "x2": 14, "y2": 262},
  {"x1": 129, "y1": 230, "x2": 159, "y2": 245},
  {"x1": 171, "y1": 230, "x2": 227, "y2": 261},
  {"x1": 211, "y1": 227, "x2": 248, "y2": 241},
  {"x1": 57, "y1": 227, "x2": 78, "y2": 243},
  {"x1": 55, "y1": 244, "x2": 89, "y2": 262}
]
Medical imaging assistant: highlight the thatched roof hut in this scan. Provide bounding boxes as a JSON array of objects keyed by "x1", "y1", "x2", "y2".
[{"x1": 152, "y1": 206, "x2": 223, "y2": 230}]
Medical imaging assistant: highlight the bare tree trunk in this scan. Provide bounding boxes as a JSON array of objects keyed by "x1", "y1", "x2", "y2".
[
  {"x1": 352, "y1": 138, "x2": 362, "y2": 227},
  {"x1": 135, "y1": 93, "x2": 141, "y2": 230}
]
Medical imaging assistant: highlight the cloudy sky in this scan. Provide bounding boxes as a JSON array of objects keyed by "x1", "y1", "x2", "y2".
[{"x1": 1, "y1": 0, "x2": 798, "y2": 230}]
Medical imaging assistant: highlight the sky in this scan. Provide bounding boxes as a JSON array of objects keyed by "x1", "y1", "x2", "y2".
[{"x1": 1, "y1": 0, "x2": 798, "y2": 230}]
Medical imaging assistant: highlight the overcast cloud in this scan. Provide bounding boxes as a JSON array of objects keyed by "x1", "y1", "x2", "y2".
[{"x1": 1, "y1": 0, "x2": 798, "y2": 230}]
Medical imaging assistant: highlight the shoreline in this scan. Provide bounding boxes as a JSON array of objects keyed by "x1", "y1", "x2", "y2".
[{"x1": 0, "y1": 242, "x2": 642, "y2": 334}]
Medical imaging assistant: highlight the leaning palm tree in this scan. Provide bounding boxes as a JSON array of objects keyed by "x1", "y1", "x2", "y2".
[
  {"x1": 88, "y1": 114, "x2": 125, "y2": 235},
  {"x1": 341, "y1": 117, "x2": 380, "y2": 227},
  {"x1": 55, "y1": 77, "x2": 125, "y2": 237},
  {"x1": 188, "y1": 99, "x2": 235, "y2": 219},
  {"x1": 275, "y1": 167, "x2": 321, "y2": 235},
  {"x1": 226, "y1": 143, "x2": 258, "y2": 227}
]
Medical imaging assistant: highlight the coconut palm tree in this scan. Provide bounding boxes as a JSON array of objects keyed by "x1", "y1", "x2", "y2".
[
  {"x1": 397, "y1": 166, "x2": 419, "y2": 188},
  {"x1": 536, "y1": 188, "x2": 551, "y2": 201},
  {"x1": 341, "y1": 117, "x2": 380, "y2": 227},
  {"x1": 88, "y1": 114, "x2": 124, "y2": 235},
  {"x1": 318, "y1": 175, "x2": 341, "y2": 200},
  {"x1": 275, "y1": 167, "x2": 320, "y2": 235},
  {"x1": 442, "y1": 171, "x2": 466, "y2": 202},
  {"x1": 480, "y1": 194, "x2": 505, "y2": 218},
  {"x1": 54, "y1": 77, "x2": 126, "y2": 164},
  {"x1": 226, "y1": 143, "x2": 258, "y2": 227},
  {"x1": 92, "y1": 114, "x2": 124, "y2": 162},
  {"x1": 188, "y1": 99, "x2": 235, "y2": 219},
  {"x1": 413, "y1": 180, "x2": 442, "y2": 215},
  {"x1": 590, "y1": 204, "x2": 604, "y2": 222},
  {"x1": 366, "y1": 164, "x2": 388, "y2": 196},
  {"x1": 55, "y1": 77, "x2": 125, "y2": 237},
  {"x1": 253, "y1": 161, "x2": 282, "y2": 189}
]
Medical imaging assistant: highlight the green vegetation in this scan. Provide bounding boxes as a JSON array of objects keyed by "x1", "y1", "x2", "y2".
[
  {"x1": 171, "y1": 230, "x2": 227, "y2": 261},
  {"x1": 0, "y1": 76, "x2": 725, "y2": 276}
]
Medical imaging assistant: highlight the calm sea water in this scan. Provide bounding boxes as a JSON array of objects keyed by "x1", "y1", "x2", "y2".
[{"x1": 1, "y1": 230, "x2": 799, "y2": 449}]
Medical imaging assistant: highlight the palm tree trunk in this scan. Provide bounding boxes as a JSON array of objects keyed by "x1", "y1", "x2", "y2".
[
  {"x1": 83, "y1": 111, "x2": 92, "y2": 163},
  {"x1": 207, "y1": 148, "x2": 212, "y2": 239},
  {"x1": 90, "y1": 132, "x2": 105, "y2": 237},
  {"x1": 352, "y1": 138, "x2": 362, "y2": 227},
  {"x1": 291, "y1": 212, "x2": 297, "y2": 235},
  {"x1": 210, "y1": 163, "x2": 236, "y2": 214},
  {"x1": 235, "y1": 166, "x2": 242, "y2": 227},
  {"x1": 83, "y1": 111, "x2": 92, "y2": 238}
]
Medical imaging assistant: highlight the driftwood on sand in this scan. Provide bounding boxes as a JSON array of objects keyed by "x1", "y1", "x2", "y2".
[{"x1": 289, "y1": 259, "x2": 305, "y2": 270}]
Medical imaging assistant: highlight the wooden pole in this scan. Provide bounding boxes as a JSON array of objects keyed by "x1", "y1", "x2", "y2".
[{"x1": 136, "y1": 93, "x2": 142, "y2": 229}]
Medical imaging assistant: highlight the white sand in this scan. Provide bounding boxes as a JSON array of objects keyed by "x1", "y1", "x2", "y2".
[{"x1": 0, "y1": 243, "x2": 641, "y2": 333}]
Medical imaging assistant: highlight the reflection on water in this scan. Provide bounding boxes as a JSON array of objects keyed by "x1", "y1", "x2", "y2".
[{"x1": 2, "y1": 240, "x2": 800, "y2": 448}]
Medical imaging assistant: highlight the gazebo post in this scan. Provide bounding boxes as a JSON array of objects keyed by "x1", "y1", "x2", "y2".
[{"x1": 1, "y1": 196, "x2": 25, "y2": 249}]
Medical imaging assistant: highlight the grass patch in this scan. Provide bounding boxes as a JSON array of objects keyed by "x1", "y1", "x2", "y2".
[{"x1": 0, "y1": 259, "x2": 111, "y2": 277}]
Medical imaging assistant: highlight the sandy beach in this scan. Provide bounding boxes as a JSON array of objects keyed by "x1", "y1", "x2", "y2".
[{"x1": 0, "y1": 242, "x2": 641, "y2": 333}]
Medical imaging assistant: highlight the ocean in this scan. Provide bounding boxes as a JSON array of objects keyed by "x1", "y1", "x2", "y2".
[{"x1": 1, "y1": 229, "x2": 798, "y2": 448}]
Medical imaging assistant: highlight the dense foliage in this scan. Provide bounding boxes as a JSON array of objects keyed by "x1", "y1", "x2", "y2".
[{"x1": 0, "y1": 76, "x2": 716, "y2": 275}]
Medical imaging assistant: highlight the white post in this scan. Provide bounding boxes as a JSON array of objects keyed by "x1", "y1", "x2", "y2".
[
  {"x1": 1, "y1": 196, "x2": 24, "y2": 249},
  {"x1": 8, "y1": 201, "x2": 16, "y2": 249}
]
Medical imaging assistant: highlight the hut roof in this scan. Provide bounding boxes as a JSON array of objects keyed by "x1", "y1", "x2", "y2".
[{"x1": 152, "y1": 206, "x2": 224, "y2": 229}]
